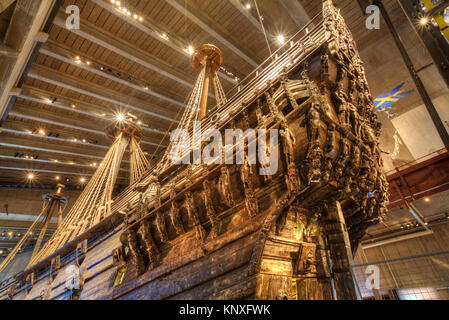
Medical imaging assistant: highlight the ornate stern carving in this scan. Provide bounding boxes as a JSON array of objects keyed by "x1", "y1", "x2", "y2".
[
  {"x1": 203, "y1": 180, "x2": 222, "y2": 237},
  {"x1": 255, "y1": 98, "x2": 267, "y2": 128},
  {"x1": 320, "y1": 51, "x2": 330, "y2": 84},
  {"x1": 169, "y1": 184, "x2": 185, "y2": 235},
  {"x1": 140, "y1": 221, "x2": 161, "y2": 270},
  {"x1": 280, "y1": 124, "x2": 301, "y2": 193},
  {"x1": 136, "y1": 194, "x2": 147, "y2": 219},
  {"x1": 170, "y1": 200, "x2": 185, "y2": 236},
  {"x1": 240, "y1": 155, "x2": 259, "y2": 218},
  {"x1": 218, "y1": 166, "x2": 234, "y2": 207},
  {"x1": 265, "y1": 90, "x2": 284, "y2": 123},
  {"x1": 156, "y1": 211, "x2": 169, "y2": 243},
  {"x1": 323, "y1": 123, "x2": 337, "y2": 182},
  {"x1": 127, "y1": 228, "x2": 146, "y2": 276},
  {"x1": 295, "y1": 243, "x2": 318, "y2": 276},
  {"x1": 184, "y1": 192, "x2": 206, "y2": 241},
  {"x1": 333, "y1": 83, "x2": 351, "y2": 129},
  {"x1": 112, "y1": 245, "x2": 127, "y2": 268},
  {"x1": 280, "y1": 72, "x2": 299, "y2": 109},
  {"x1": 334, "y1": 137, "x2": 351, "y2": 186}
]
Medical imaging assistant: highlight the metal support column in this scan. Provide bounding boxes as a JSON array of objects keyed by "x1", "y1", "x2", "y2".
[
  {"x1": 397, "y1": 0, "x2": 449, "y2": 88},
  {"x1": 373, "y1": 0, "x2": 449, "y2": 152}
]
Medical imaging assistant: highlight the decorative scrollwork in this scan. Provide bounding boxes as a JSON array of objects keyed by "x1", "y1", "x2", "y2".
[
  {"x1": 127, "y1": 228, "x2": 146, "y2": 276},
  {"x1": 218, "y1": 166, "x2": 234, "y2": 207},
  {"x1": 203, "y1": 180, "x2": 222, "y2": 237},
  {"x1": 240, "y1": 155, "x2": 258, "y2": 218},
  {"x1": 184, "y1": 192, "x2": 206, "y2": 241},
  {"x1": 139, "y1": 221, "x2": 161, "y2": 270}
]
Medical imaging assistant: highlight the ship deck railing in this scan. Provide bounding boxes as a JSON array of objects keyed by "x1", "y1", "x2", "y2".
[{"x1": 106, "y1": 11, "x2": 328, "y2": 222}]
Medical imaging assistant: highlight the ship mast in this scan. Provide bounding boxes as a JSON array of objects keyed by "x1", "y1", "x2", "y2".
[
  {"x1": 26, "y1": 115, "x2": 151, "y2": 267},
  {"x1": 191, "y1": 44, "x2": 225, "y2": 120},
  {"x1": 0, "y1": 184, "x2": 67, "y2": 273},
  {"x1": 158, "y1": 44, "x2": 226, "y2": 170}
]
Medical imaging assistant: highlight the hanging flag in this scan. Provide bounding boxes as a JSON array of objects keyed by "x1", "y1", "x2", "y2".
[{"x1": 374, "y1": 82, "x2": 413, "y2": 110}]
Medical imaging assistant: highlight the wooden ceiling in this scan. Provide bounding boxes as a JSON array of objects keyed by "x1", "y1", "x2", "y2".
[{"x1": 0, "y1": 0, "x2": 406, "y2": 189}]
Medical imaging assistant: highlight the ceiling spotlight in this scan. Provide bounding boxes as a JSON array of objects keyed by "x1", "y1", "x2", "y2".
[
  {"x1": 56, "y1": 176, "x2": 60, "y2": 180},
  {"x1": 277, "y1": 34, "x2": 285, "y2": 44},
  {"x1": 116, "y1": 1, "x2": 120, "y2": 5},
  {"x1": 86, "y1": 61, "x2": 91, "y2": 65},
  {"x1": 71, "y1": 104, "x2": 76, "y2": 109},
  {"x1": 133, "y1": 14, "x2": 138, "y2": 19},
  {"x1": 8, "y1": 231, "x2": 13, "y2": 237},
  {"x1": 27, "y1": 173, "x2": 34, "y2": 180},
  {"x1": 29, "y1": 231, "x2": 33, "y2": 235},
  {"x1": 245, "y1": 3, "x2": 251, "y2": 9},
  {"x1": 425, "y1": 197, "x2": 430, "y2": 202},
  {"x1": 80, "y1": 177, "x2": 86, "y2": 183},
  {"x1": 138, "y1": 16, "x2": 143, "y2": 22},
  {"x1": 38, "y1": 129, "x2": 46, "y2": 135},
  {"x1": 137, "y1": 121, "x2": 142, "y2": 125},
  {"x1": 420, "y1": 17, "x2": 429, "y2": 25},
  {"x1": 116, "y1": 114, "x2": 125, "y2": 121},
  {"x1": 188, "y1": 45, "x2": 194, "y2": 55}
]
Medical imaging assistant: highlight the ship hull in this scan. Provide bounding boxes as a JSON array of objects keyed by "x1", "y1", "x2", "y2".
[{"x1": 2, "y1": 0, "x2": 387, "y2": 301}]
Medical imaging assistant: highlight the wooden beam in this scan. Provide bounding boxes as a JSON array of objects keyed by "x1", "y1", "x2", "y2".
[
  {"x1": 0, "y1": 213, "x2": 57, "y2": 223},
  {"x1": 0, "y1": 0, "x2": 15, "y2": 13},
  {"x1": 27, "y1": 64, "x2": 178, "y2": 124},
  {"x1": 279, "y1": 0, "x2": 312, "y2": 29},
  {"x1": 7, "y1": 111, "x2": 163, "y2": 148},
  {"x1": 53, "y1": 14, "x2": 202, "y2": 92},
  {"x1": 0, "y1": 43, "x2": 18, "y2": 58},
  {"x1": 0, "y1": 142, "x2": 104, "y2": 160},
  {"x1": 0, "y1": 166, "x2": 95, "y2": 177},
  {"x1": 39, "y1": 42, "x2": 185, "y2": 108},
  {"x1": 0, "y1": 0, "x2": 56, "y2": 124},
  {"x1": 0, "y1": 155, "x2": 129, "y2": 172},
  {"x1": 164, "y1": 0, "x2": 259, "y2": 68},
  {"x1": 17, "y1": 87, "x2": 166, "y2": 136},
  {"x1": 89, "y1": 0, "x2": 236, "y2": 84},
  {"x1": 0, "y1": 128, "x2": 110, "y2": 150},
  {"x1": 228, "y1": 0, "x2": 263, "y2": 32}
]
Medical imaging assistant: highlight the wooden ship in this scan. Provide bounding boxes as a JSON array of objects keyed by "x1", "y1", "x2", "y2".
[{"x1": 0, "y1": 0, "x2": 388, "y2": 300}]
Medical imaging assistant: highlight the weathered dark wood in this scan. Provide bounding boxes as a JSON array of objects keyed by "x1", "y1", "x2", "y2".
[{"x1": 2, "y1": 1, "x2": 388, "y2": 301}]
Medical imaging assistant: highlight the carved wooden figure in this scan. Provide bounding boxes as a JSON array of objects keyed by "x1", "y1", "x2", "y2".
[{"x1": 203, "y1": 180, "x2": 222, "y2": 237}]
